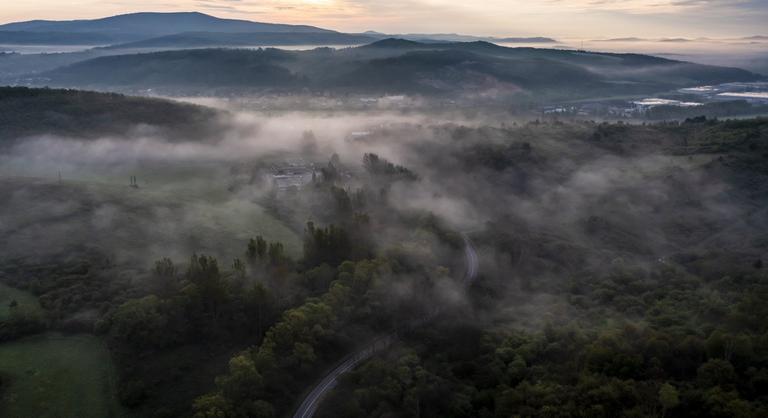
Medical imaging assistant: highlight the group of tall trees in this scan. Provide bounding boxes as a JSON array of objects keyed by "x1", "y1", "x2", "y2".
[
  {"x1": 300, "y1": 118, "x2": 768, "y2": 417},
  {"x1": 192, "y1": 258, "x2": 393, "y2": 418},
  {"x1": 312, "y1": 250, "x2": 768, "y2": 417},
  {"x1": 99, "y1": 235, "x2": 292, "y2": 412},
  {"x1": 189, "y1": 152, "x2": 458, "y2": 417},
  {"x1": 363, "y1": 153, "x2": 419, "y2": 181}
]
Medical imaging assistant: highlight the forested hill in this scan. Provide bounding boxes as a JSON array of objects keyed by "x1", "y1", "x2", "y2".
[
  {"x1": 0, "y1": 87, "x2": 222, "y2": 141},
  {"x1": 102, "y1": 31, "x2": 377, "y2": 50},
  {"x1": 0, "y1": 12, "x2": 334, "y2": 43},
  {"x1": 35, "y1": 40, "x2": 763, "y2": 100}
]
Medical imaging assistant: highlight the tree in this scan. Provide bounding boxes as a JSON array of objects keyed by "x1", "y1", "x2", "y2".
[
  {"x1": 232, "y1": 258, "x2": 246, "y2": 282},
  {"x1": 268, "y1": 242, "x2": 286, "y2": 266},
  {"x1": 507, "y1": 354, "x2": 528, "y2": 384},
  {"x1": 292, "y1": 342, "x2": 317, "y2": 369},
  {"x1": 153, "y1": 257, "x2": 178, "y2": 296},
  {"x1": 697, "y1": 359, "x2": 736, "y2": 388},
  {"x1": 244, "y1": 400, "x2": 274, "y2": 418},
  {"x1": 321, "y1": 154, "x2": 341, "y2": 183},
  {"x1": 301, "y1": 264, "x2": 336, "y2": 294},
  {"x1": 216, "y1": 354, "x2": 264, "y2": 403},
  {"x1": 362, "y1": 153, "x2": 417, "y2": 181},
  {"x1": 702, "y1": 387, "x2": 754, "y2": 418},
  {"x1": 303, "y1": 222, "x2": 352, "y2": 267},
  {"x1": 110, "y1": 295, "x2": 174, "y2": 349},
  {"x1": 331, "y1": 186, "x2": 352, "y2": 215},
  {"x1": 154, "y1": 258, "x2": 176, "y2": 277},
  {"x1": 247, "y1": 236, "x2": 268, "y2": 263},
  {"x1": 187, "y1": 254, "x2": 228, "y2": 320},
  {"x1": 659, "y1": 383, "x2": 679, "y2": 418},
  {"x1": 245, "y1": 283, "x2": 272, "y2": 336},
  {"x1": 192, "y1": 393, "x2": 234, "y2": 418}
]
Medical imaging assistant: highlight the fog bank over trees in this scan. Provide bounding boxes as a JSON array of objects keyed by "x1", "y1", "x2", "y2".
[{"x1": 1, "y1": 87, "x2": 768, "y2": 417}]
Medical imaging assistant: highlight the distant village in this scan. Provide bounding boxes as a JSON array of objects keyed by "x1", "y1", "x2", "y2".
[{"x1": 542, "y1": 82, "x2": 768, "y2": 119}]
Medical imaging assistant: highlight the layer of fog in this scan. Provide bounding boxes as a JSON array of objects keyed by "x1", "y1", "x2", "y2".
[
  {"x1": 0, "y1": 109, "x2": 495, "y2": 275},
  {"x1": 2, "y1": 107, "x2": 759, "y2": 331},
  {"x1": 560, "y1": 38, "x2": 768, "y2": 74},
  {"x1": 0, "y1": 111, "x2": 429, "y2": 173},
  {"x1": 0, "y1": 44, "x2": 101, "y2": 54},
  {"x1": 1, "y1": 108, "x2": 744, "y2": 259},
  {"x1": 0, "y1": 111, "x2": 420, "y2": 266}
]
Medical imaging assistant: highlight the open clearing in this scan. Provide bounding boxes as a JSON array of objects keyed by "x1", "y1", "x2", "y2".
[
  {"x1": 0, "y1": 333, "x2": 128, "y2": 418},
  {"x1": 0, "y1": 176, "x2": 303, "y2": 263}
]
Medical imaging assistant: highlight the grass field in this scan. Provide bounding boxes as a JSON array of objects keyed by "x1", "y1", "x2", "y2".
[
  {"x1": 0, "y1": 333, "x2": 129, "y2": 418},
  {"x1": 0, "y1": 175, "x2": 303, "y2": 263},
  {"x1": 0, "y1": 283, "x2": 41, "y2": 322}
]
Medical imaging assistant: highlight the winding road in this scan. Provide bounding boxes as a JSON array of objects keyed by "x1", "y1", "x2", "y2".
[{"x1": 292, "y1": 233, "x2": 479, "y2": 418}]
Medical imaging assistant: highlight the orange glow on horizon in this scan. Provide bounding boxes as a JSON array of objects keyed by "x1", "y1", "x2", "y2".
[{"x1": 0, "y1": 0, "x2": 765, "y2": 39}]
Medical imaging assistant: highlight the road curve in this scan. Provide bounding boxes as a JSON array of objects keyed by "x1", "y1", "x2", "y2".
[
  {"x1": 292, "y1": 233, "x2": 479, "y2": 418},
  {"x1": 462, "y1": 233, "x2": 479, "y2": 287}
]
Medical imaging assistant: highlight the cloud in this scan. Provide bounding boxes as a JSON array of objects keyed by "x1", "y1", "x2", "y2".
[
  {"x1": 1, "y1": 0, "x2": 766, "y2": 38},
  {"x1": 544, "y1": 0, "x2": 764, "y2": 14}
]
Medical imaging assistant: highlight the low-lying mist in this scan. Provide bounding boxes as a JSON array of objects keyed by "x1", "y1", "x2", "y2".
[
  {"x1": 4, "y1": 88, "x2": 768, "y2": 418},
  {"x1": 0, "y1": 107, "x2": 756, "y2": 272},
  {"x1": 1, "y1": 104, "x2": 764, "y2": 327}
]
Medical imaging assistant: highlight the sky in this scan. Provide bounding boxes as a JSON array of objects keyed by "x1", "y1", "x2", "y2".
[{"x1": 1, "y1": 0, "x2": 767, "y2": 38}]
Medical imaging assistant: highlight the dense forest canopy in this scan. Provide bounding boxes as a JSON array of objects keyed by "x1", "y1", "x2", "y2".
[
  {"x1": 1, "y1": 84, "x2": 767, "y2": 417},
  {"x1": 0, "y1": 87, "x2": 224, "y2": 142}
]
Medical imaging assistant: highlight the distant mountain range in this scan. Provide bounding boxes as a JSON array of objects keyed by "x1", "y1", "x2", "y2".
[
  {"x1": 362, "y1": 31, "x2": 556, "y2": 44},
  {"x1": 0, "y1": 12, "x2": 556, "y2": 48},
  {"x1": 103, "y1": 32, "x2": 377, "y2": 50},
  {"x1": 0, "y1": 12, "x2": 334, "y2": 44},
  {"x1": 0, "y1": 12, "x2": 761, "y2": 51},
  {"x1": 26, "y1": 39, "x2": 763, "y2": 101},
  {"x1": 1, "y1": 12, "x2": 762, "y2": 102},
  {"x1": 595, "y1": 37, "x2": 701, "y2": 43},
  {"x1": 595, "y1": 36, "x2": 767, "y2": 43},
  {"x1": 101, "y1": 32, "x2": 556, "y2": 51}
]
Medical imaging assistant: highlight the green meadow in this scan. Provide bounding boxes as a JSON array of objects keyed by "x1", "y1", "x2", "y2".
[{"x1": 0, "y1": 333, "x2": 128, "y2": 418}]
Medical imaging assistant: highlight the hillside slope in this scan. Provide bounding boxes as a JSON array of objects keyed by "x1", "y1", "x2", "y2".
[
  {"x1": 0, "y1": 87, "x2": 223, "y2": 141},
  {"x1": 36, "y1": 40, "x2": 764, "y2": 100},
  {"x1": 0, "y1": 12, "x2": 334, "y2": 43},
  {"x1": 104, "y1": 31, "x2": 376, "y2": 49}
]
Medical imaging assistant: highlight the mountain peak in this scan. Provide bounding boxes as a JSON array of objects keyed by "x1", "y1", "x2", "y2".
[
  {"x1": 364, "y1": 38, "x2": 424, "y2": 48},
  {"x1": 0, "y1": 11, "x2": 335, "y2": 41}
]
